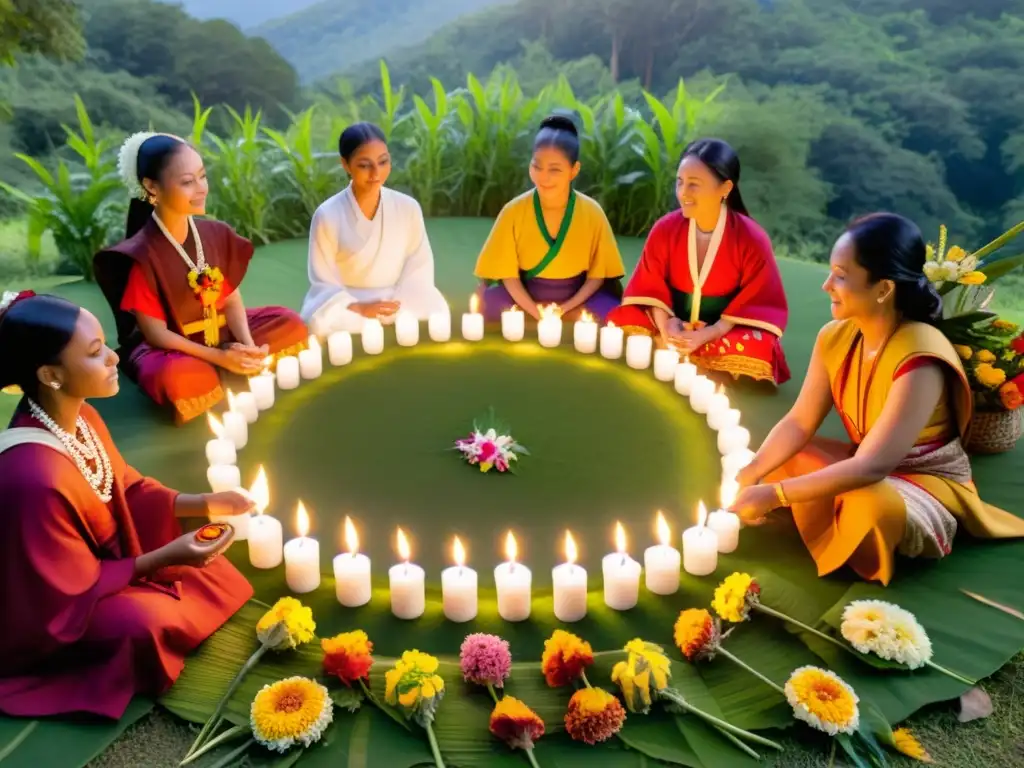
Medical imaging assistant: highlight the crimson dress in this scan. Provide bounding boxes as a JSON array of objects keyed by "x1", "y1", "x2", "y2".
[
  {"x1": 608, "y1": 209, "x2": 791, "y2": 384},
  {"x1": 0, "y1": 404, "x2": 253, "y2": 719}
]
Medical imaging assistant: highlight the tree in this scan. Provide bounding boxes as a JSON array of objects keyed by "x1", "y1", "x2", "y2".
[{"x1": 0, "y1": 0, "x2": 84, "y2": 65}]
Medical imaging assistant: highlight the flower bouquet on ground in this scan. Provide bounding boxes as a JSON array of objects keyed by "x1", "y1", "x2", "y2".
[{"x1": 452, "y1": 407, "x2": 529, "y2": 473}]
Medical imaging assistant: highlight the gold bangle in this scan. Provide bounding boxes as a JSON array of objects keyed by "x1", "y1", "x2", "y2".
[{"x1": 774, "y1": 482, "x2": 790, "y2": 508}]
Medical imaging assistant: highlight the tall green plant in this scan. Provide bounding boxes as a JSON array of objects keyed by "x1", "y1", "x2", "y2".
[{"x1": 403, "y1": 78, "x2": 454, "y2": 216}]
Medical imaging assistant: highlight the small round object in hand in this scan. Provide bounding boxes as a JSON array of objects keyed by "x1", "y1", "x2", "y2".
[{"x1": 195, "y1": 522, "x2": 232, "y2": 544}]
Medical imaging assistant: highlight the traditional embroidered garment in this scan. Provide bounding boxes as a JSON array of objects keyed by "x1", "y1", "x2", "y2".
[
  {"x1": 94, "y1": 217, "x2": 309, "y2": 423},
  {"x1": 300, "y1": 185, "x2": 448, "y2": 336},
  {"x1": 0, "y1": 403, "x2": 252, "y2": 718},
  {"x1": 765, "y1": 319, "x2": 1024, "y2": 585},
  {"x1": 608, "y1": 207, "x2": 790, "y2": 384},
  {"x1": 473, "y1": 189, "x2": 625, "y2": 321}
]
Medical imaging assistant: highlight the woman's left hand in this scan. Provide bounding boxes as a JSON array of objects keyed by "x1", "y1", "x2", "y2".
[
  {"x1": 728, "y1": 484, "x2": 779, "y2": 526},
  {"x1": 206, "y1": 490, "x2": 257, "y2": 519},
  {"x1": 670, "y1": 323, "x2": 717, "y2": 354}
]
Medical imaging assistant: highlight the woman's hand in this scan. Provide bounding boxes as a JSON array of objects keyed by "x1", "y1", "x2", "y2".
[
  {"x1": 153, "y1": 531, "x2": 233, "y2": 570},
  {"x1": 667, "y1": 320, "x2": 717, "y2": 355},
  {"x1": 206, "y1": 490, "x2": 257, "y2": 519},
  {"x1": 218, "y1": 346, "x2": 264, "y2": 375},
  {"x1": 735, "y1": 464, "x2": 761, "y2": 489},
  {"x1": 352, "y1": 301, "x2": 400, "y2": 319},
  {"x1": 728, "y1": 484, "x2": 780, "y2": 526}
]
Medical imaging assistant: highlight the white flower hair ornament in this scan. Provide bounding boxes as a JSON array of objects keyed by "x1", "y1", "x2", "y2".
[{"x1": 117, "y1": 131, "x2": 184, "y2": 200}]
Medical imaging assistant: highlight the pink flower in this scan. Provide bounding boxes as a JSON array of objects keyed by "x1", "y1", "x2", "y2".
[
  {"x1": 460, "y1": 633, "x2": 512, "y2": 688},
  {"x1": 479, "y1": 441, "x2": 498, "y2": 463}
]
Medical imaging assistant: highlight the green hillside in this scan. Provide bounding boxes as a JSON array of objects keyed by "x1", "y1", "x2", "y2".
[{"x1": 158, "y1": 0, "x2": 320, "y2": 28}]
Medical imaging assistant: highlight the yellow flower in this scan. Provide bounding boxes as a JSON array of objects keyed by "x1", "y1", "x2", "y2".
[
  {"x1": 564, "y1": 687, "x2": 626, "y2": 744},
  {"x1": 541, "y1": 630, "x2": 594, "y2": 687},
  {"x1": 976, "y1": 349, "x2": 996, "y2": 363},
  {"x1": 945, "y1": 245, "x2": 967, "y2": 263},
  {"x1": 712, "y1": 572, "x2": 761, "y2": 623},
  {"x1": 322, "y1": 630, "x2": 374, "y2": 686},
  {"x1": 611, "y1": 639, "x2": 672, "y2": 714},
  {"x1": 385, "y1": 650, "x2": 446, "y2": 726},
  {"x1": 925, "y1": 243, "x2": 936, "y2": 262},
  {"x1": 974, "y1": 363, "x2": 1007, "y2": 389},
  {"x1": 480, "y1": 462, "x2": 492, "y2": 472},
  {"x1": 992, "y1": 319, "x2": 1018, "y2": 332},
  {"x1": 674, "y1": 608, "x2": 721, "y2": 661},
  {"x1": 785, "y1": 666, "x2": 859, "y2": 735},
  {"x1": 954, "y1": 344, "x2": 973, "y2": 361},
  {"x1": 893, "y1": 727, "x2": 934, "y2": 763},
  {"x1": 256, "y1": 597, "x2": 316, "y2": 650},
  {"x1": 958, "y1": 271, "x2": 987, "y2": 285},
  {"x1": 250, "y1": 676, "x2": 333, "y2": 753}
]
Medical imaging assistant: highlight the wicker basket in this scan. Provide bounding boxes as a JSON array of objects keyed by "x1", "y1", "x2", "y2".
[{"x1": 966, "y1": 409, "x2": 1023, "y2": 455}]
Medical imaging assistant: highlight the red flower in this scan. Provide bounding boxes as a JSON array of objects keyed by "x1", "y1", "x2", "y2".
[
  {"x1": 478, "y1": 441, "x2": 498, "y2": 463},
  {"x1": 1011, "y1": 334, "x2": 1024, "y2": 355}
]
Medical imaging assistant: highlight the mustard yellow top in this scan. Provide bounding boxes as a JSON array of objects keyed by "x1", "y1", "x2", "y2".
[{"x1": 473, "y1": 190, "x2": 626, "y2": 281}]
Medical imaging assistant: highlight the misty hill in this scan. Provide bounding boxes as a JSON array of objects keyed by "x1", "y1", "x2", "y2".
[{"x1": 157, "y1": 0, "x2": 320, "y2": 29}]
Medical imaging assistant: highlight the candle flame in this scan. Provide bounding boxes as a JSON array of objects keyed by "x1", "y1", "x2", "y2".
[
  {"x1": 615, "y1": 521, "x2": 626, "y2": 553},
  {"x1": 505, "y1": 531, "x2": 517, "y2": 562},
  {"x1": 607, "y1": 320, "x2": 617, "y2": 329},
  {"x1": 207, "y1": 412, "x2": 225, "y2": 439},
  {"x1": 344, "y1": 515, "x2": 358, "y2": 554},
  {"x1": 720, "y1": 481, "x2": 738, "y2": 508},
  {"x1": 565, "y1": 530, "x2": 577, "y2": 564},
  {"x1": 262, "y1": 355, "x2": 274, "y2": 372},
  {"x1": 453, "y1": 536, "x2": 466, "y2": 567},
  {"x1": 226, "y1": 389, "x2": 237, "y2": 411},
  {"x1": 697, "y1": 501, "x2": 708, "y2": 529},
  {"x1": 469, "y1": 293, "x2": 479, "y2": 314},
  {"x1": 249, "y1": 465, "x2": 269, "y2": 514},
  {"x1": 396, "y1": 527, "x2": 411, "y2": 562},
  {"x1": 717, "y1": 383, "x2": 726, "y2": 395},
  {"x1": 579, "y1": 309, "x2": 595, "y2": 324},
  {"x1": 296, "y1": 500, "x2": 310, "y2": 537},
  {"x1": 507, "y1": 304, "x2": 521, "y2": 314},
  {"x1": 656, "y1": 510, "x2": 671, "y2": 546}
]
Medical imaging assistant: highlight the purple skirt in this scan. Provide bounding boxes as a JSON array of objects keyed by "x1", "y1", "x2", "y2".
[{"x1": 477, "y1": 274, "x2": 622, "y2": 322}]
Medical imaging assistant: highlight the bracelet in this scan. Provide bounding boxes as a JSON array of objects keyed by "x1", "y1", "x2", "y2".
[{"x1": 773, "y1": 482, "x2": 790, "y2": 508}]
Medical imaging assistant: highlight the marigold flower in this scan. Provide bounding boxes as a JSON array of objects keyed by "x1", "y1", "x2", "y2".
[
  {"x1": 785, "y1": 666, "x2": 859, "y2": 735},
  {"x1": 945, "y1": 245, "x2": 967, "y2": 263},
  {"x1": 992, "y1": 319, "x2": 1018, "y2": 332},
  {"x1": 975, "y1": 349, "x2": 996, "y2": 363},
  {"x1": 460, "y1": 633, "x2": 512, "y2": 688},
  {"x1": 893, "y1": 727, "x2": 934, "y2": 763},
  {"x1": 1000, "y1": 381, "x2": 1023, "y2": 410},
  {"x1": 953, "y1": 344, "x2": 973, "y2": 361},
  {"x1": 541, "y1": 630, "x2": 594, "y2": 687},
  {"x1": 611, "y1": 639, "x2": 672, "y2": 714},
  {"x1": 322, "y1": 630, "x2": 373, "y2": 687},
  {"x1": 256, "y1": 597, "x2": 316, "y2": 651},
  {"x1": 564, "y1": 687, "x2": 626, "y2": 744},
  {"x1": 712, "y1": 572, "x2": 761, "y2": 623},
  {"x1": 974, "y1": 362, "x2": 1006, "y2": 389},
  {"x1": 385, "y1": 650, "x2": 446, "y2": 726},
  {"x1": 489, "y1": 696, "x2": 545, "y2": 750},
  {"x1": 840, "y1": 600, "x2": 933, "y2": 669},
  {"x1": 674, "y1": 608, "x2": 721, "y2": 662},
  {"x1": 958, "y1": 270, "x2": 987, "y2": 285},
  {"x1": 250, "y1": 676, "x2": 333, "y2": 753}
]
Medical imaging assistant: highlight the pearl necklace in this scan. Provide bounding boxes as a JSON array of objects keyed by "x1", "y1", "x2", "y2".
[
  {"x1": 28, "y1": 399, "x2": 114, "y2": 502},
  {"x1": 152, "y1": 212, "x2": 205, "y2": 274}
]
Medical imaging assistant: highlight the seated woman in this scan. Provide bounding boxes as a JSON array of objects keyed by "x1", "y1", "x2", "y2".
[
  {"x1": 300, "y1": 122, "x2": 448, "y2": 336},
  {"x1": 608, "y1": 139, "x2": 790, "y2": 384},
  {"x1": 729, "y1": 213, "x2": 1024, "y2": 585},
  {"x1": 474, "y1": 114, "x2": 625, "y2": 322},
  {"x1": 94, "y1": 132, "x2": 309, "y2": 424},
  {"x1": 0, "y1": 292, "x2": 254, "y2": 718}
]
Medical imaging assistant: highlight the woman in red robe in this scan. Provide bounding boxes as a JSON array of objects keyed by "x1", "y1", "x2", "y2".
[
  {"x1": 94, "y1": 132, "x2": 309, "y2": 424},
  {"x1": 608, "y1": 139, "x2": 791, "y2": 384},
  {"x1": 0, "y1": 292, "x2": 254, "y2": 719}
]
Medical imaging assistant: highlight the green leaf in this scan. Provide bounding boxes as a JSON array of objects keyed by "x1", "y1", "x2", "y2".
[{"x1": 616, "y1": 713, "x2": 703, "y2": 767}]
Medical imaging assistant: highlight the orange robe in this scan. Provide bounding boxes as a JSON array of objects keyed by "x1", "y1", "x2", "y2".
[{"x1": 767, "y1": 319, "x2": 1024, "y2": 585}]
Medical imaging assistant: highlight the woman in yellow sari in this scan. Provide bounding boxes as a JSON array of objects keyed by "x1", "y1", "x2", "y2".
[{"x1": 730, "y1": 213, "x2": 1024, "y2": 585}]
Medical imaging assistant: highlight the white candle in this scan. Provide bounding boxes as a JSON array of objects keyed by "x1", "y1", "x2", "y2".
[
  {"x1": 653, "y1": 348, "x2": 680, "y2": 381},
  {"x1": 221, "y1": 408, "x2": 248, "y2": 450},
  {"x1": 689, "y1": 376, "x2": 716, "y2": 413},
  {"x1": 718, "y1": 425, "x2": 751, "y2": 455},
  {"x1": 494, "y1": 531, "x2": 531, "y2": 622},
  {"x1": 333, "y1": 516, "x2": 371, "y2": 607},
  {"x1": 206, "y1": 463, "x2": 241, "y2": 493},
  {"x1": 395, "y1": 310, "x2": 420, "y2": 347},
  {"x1": 626, "y1": 334, "x2": 653, "y2": 369},
  {"x1": 284, "y1": 501, "x2": 321, "y2": 593},
  {"x1": 230, "y1": 390, "x2": 259, "y2": 424},
  {"x1": 276, "y1": 356, "x2": 300, "y2": 390},
  {"x1": 246, "y1": 466, "x2": 283, "y2": 569},
  {"x1": 682, "y1": 502, "x2": 718, "y2": 576},
  {"x1": 709, "y1": 407, "x2": 741, "y2": 433},
  {"x1": 644, "y1": 511, "x2": 681, "y2": 595},
  {"x1": 552, "y1": 531, "x2": 587, "y2": 622},
  {"x1": 705, "y1": 385, "x2": 730, "y2": 424},
  {"x1": 206, "y1": 414, "x2": 237, "y2": 467},
  {"x1": 462, "y1": 294, "x2": 484, "y2": 341},
  {"x1": 249, "y1": 366, "x2": 275, "y2": 411},
  {"x1": 573, "y1": 311, "x2": 598, "y2": 353},
  {"x1": 722, "y1": 449, "x2": 756, "y2": 481},
  {"x1": 602, "y1": 522, "x2": 641, "y2": 610},
  {"x1": 708, "y1": 484, "x2": 741, "y2": 554},
  {"x1": 600, "y1": 321, "x2": 624, "y2": 359},
  {"x1": 328, "y1": 331, "x2": 353, "y2": 365},
  {"x1": 442, "y1": 536, "x2": 478, "y2": 623},
  {"x1": 428, "y1": 308, "x2": 451, "y2": 342},
  {"x1": 502, "y1": 306, "x2": 525, "y2": 342},
  {"x1": 389, "y1": 527, "x2": 425, "y2": 619},
  {"x1": 362, "y1": 318, "x2": 385, "y2": 354},
  {"x1": 720, "y1": 477, "x2": 741, "y2": 511},
  {"x1": 298, "y1": 336, "x2": 323, "y2": 379},
  {"x1": 537, "y1": 304, "x2": 562, "y2": 348},
  {"x1": 674, "y1": 356, "x2": 697, "y2": 395}
]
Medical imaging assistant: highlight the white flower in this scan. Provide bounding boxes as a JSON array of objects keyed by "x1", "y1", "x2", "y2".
[
  {"x1": 840, "y1": 600, "x2": 932, "y2": 669},
  {"x1": 923, "y1": 262, "x2": 948, "y2": 283}
]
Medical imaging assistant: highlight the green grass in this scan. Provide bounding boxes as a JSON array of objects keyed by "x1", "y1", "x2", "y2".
[{"x1": 0, "y1": 217, "x2": 60, "y2": 281}]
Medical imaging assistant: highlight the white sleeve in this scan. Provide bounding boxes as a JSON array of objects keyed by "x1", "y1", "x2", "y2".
[
  {"x1": 392, "y1": 201, "x2": 448, "y2": 319},
  {"x1": 300, "y1": 206, "x2": 363, "y2": 335}
]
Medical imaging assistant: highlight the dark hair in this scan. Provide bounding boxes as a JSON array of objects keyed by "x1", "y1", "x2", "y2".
[
  {"x1": 845, "y1": 213, "x2": 943, "y2": 324},
  {"x1": 680, "y1": 138, "x2": 749, "y2": 217},
  {"x1": 534, "y1": 113, "x2": 580, "y2": 164},
  {"x1": 0, "y1": 295, "x2": 82, "y2": 399},
  {"x1": 125, "y1": 134, "x2": 188, "y2": 240},
  {"x1": 338, "y1": 122, "x2": 387, "y2": 162}
]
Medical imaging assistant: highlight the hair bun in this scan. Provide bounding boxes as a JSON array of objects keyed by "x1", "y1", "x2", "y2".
[
  {"x1": 540, "y1": 113, "x2": 579, "y2": 137},
  {"x1": 904, "y1": 278, "x2": 943, "y2": 324}
]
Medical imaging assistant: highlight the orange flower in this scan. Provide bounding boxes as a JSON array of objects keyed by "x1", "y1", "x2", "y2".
[
  {"x1": 322, "y1": 630, "x2": 373, "y2": 687},
  {"x1": 674, "y1": 608, "x2": 721, "y2": 661},
  {"x1": 541, "y1": 630, "x2": 594, "y2": 687},
  {"x1": 489, "y1": 696, "x2": 545, "y2": 751},
  {"x1": 1000, "y1": 381, "x2": 1023, "y2": 410},
  {"x1": 564, "y1": 687, "x2": 626, "y2": 744},
  {"x1": 893, "y1": 727, "x2": 934, "y2": 763}
]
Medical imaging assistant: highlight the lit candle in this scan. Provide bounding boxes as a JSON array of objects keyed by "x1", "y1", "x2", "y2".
[
  {"x1": 626, "y1": 334, "x2": 653, "y2": 369},
  {"x1": 394, "y1": 309, "x2": 420, "y2": 347},
  {"x1": 246, "y1": 466, "x2": 283, "y2": 569},
  {"x1": 328, "y1": 331, "x2": 353, "y2": 365},
  {"x1": 231, "y1": 389, "x2": 259, "y2": 424},
  {"x1": 600, "y1": 321, "x2": 624, "y2": 359},
  {"x1": 708, "y1": 407, "x2": 740, "y2": 433},
  {"x1": 205, "y1": 413, "x2": 236, "y2": 466},
  {"x1": 718, "y1": 425, "x2": 751, "y2": 456},
  {"x1": 602, "y1": 521, "x2": 641, "y2": 611},
  {"x1": 653, "y1": 348, "x2": 679, "y2": 381},
  {"x1": 461, "y1": 294, "x2": 484, "y2": 341},
  {"x1": 249, "y1": 360, "x2": 275, "y2": 410},
  {"x1": 682, "y1": 502, "x2": 718, "y2": 576},
  {"x1": 389, "y1": 527, "x2": 425, "y2": 620},
  {"x1": 442, "y1": 536, "x2": 478, "y2": 623},
  {"x1": 333, "y1": 515, "x2": 371, "y2": 607},
  {"x1": 674, "y1": 356, "x2": 697, "y2": 395},
  {"x1": 494, "y1": 531, "x2": 531, "y2": 622},
  {"x1": 362, "y1": 318, "x2": 385, "y2": 354},
  {"x1": 689, "y1": 376, "x2": 716, "y2": 413},
  {"x1": 276, "y1": 356, "x2": 300, "y2": 390},
  {"x1": 573, "y1": 310, "x2": 598, "y2": 353},
  {"x1": 428, "y1": 306, "x2": 451, "y2": 342},
  {"x1": 298, "y1": 336, "x2": 323, "y2": 379},
  {"x1": 644, "y1": 511, "x2": 681, "y2": 595},
  {"x1": 705, "y1": 384, "x2": 730, "y2": 425},
  {"x1": 552, "y1": 531, "x2": 587, "y2": 623},
  {"x1": 708, "y1": 484, "x2": 741, "y2": 554},
  {"x1": 284, "y1": 501, "x2": 321, "y2": 594},
  {"x1": 206, "y1": 463, "x2": 241, "y2": 493},
  {"x1": 220, "y1": 398, "x2": 248, "y2": 450},
  {"x1": 722, "y1": 449, "x2": 756, "y2": 481},
  {"x1": 502, "y1": 305, "x2": 525, "y2": 342},
  {"x1": 537, "y1": 304, "x2": 563, "y2": 348}
]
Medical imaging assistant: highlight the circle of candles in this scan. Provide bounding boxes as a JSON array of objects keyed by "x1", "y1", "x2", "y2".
[
  {"x1": 709, "y1": 407, "x2": 741, "y2": 433},
  {"x1": 428, "y1": 309, "x2": 451, "y2": 342},
  {"x1": 248, "y1": 365, "x2": 275, "y2": 410},
  {"x1": 704, "y1": 385, "x2": 730, "y2": 424},
  {"x1": 442, "y1": 536, "x2": 478, "y2": 623},
  {"x1": 206, "y1": 413, "x2": 237, "y2": 465},
  {"x1": 231, "y1": 390, "x2": 259, "y2": 424},
  {"x1": 501, "y1": 306, "x2": 525, "y2": 342},
  {"x1": 718, "y1": 425, "x2": 751, "y2": 455},
  {"x1": 653, "y1": 348, "x2": 680, "y2": 381},
  {"x1": 220, "y1": 403, "x2": 248, "y2": 450},
  {"x1": 394, "y1": 310, "x2": 420, "y2": 347},
  {"x1": 708, "y1": 482, "x2": 741, "y2": 554},
  {"x1": 461, "y1": 295, "x2": 484, "y2": 341},
  {"x1": 689, "y1": 376, "x2": 717, "y2": 413},
  {"x1": 722, "y1": 449, "x2": 756, "y2": 481},
  {"x1": 602, "y1": 522, "x2": 642, "y2": 610},
  {"x1": 599, "y1": 322, "x2": 624, "y2": 359},
  {"x1": 573, "y1": 311, "x2": 598, "y2": 353},
  {"x1": 246, "y1": 467, "x2": 283, "y2": 569},
  {"x1": 682, "y1": 503, "x2": 719, "y2": 576},
  {"x1": 626, "y1": 334, "x2": 653, "y2": 369},
  {"x1": 537, "y1": 304, "x2": 563, "y2": 348},
  {"x1": 644, "y1": 511, "x2": 681, "y2": 595},
  {"x1": 333, "y1": 516, "x2": 371, "y2": 607},
  {"x1": 284, "y1": 501, "x2": 321, "y2": 593},
  {"x1": 674, "y1": 356, "x2": 697, "y2": 395},
  {"x1": 276, "y1": 355, "x2": 301, "y2": 390},
  {"x1": 389, "y1": 528, "x2": 426, "y2": 619},
  {"x1": 494, "y1": 531, "x2": 531, "y2": 621},
  {"x1": 361, "y1": 318, "x2": 385, "y2": 354},
  {"x1": 207, "y1": 463, "x2": 241, "y2": 493},
  {"x1": 328, "y1": 331, "x2": 353, "y2": 365},
  {"x1": 552, "y1": 531, "x2": 587, "y2": 623},
  {"x1": 298, "y1": 336, "x2": 323, "y2": 379}
]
